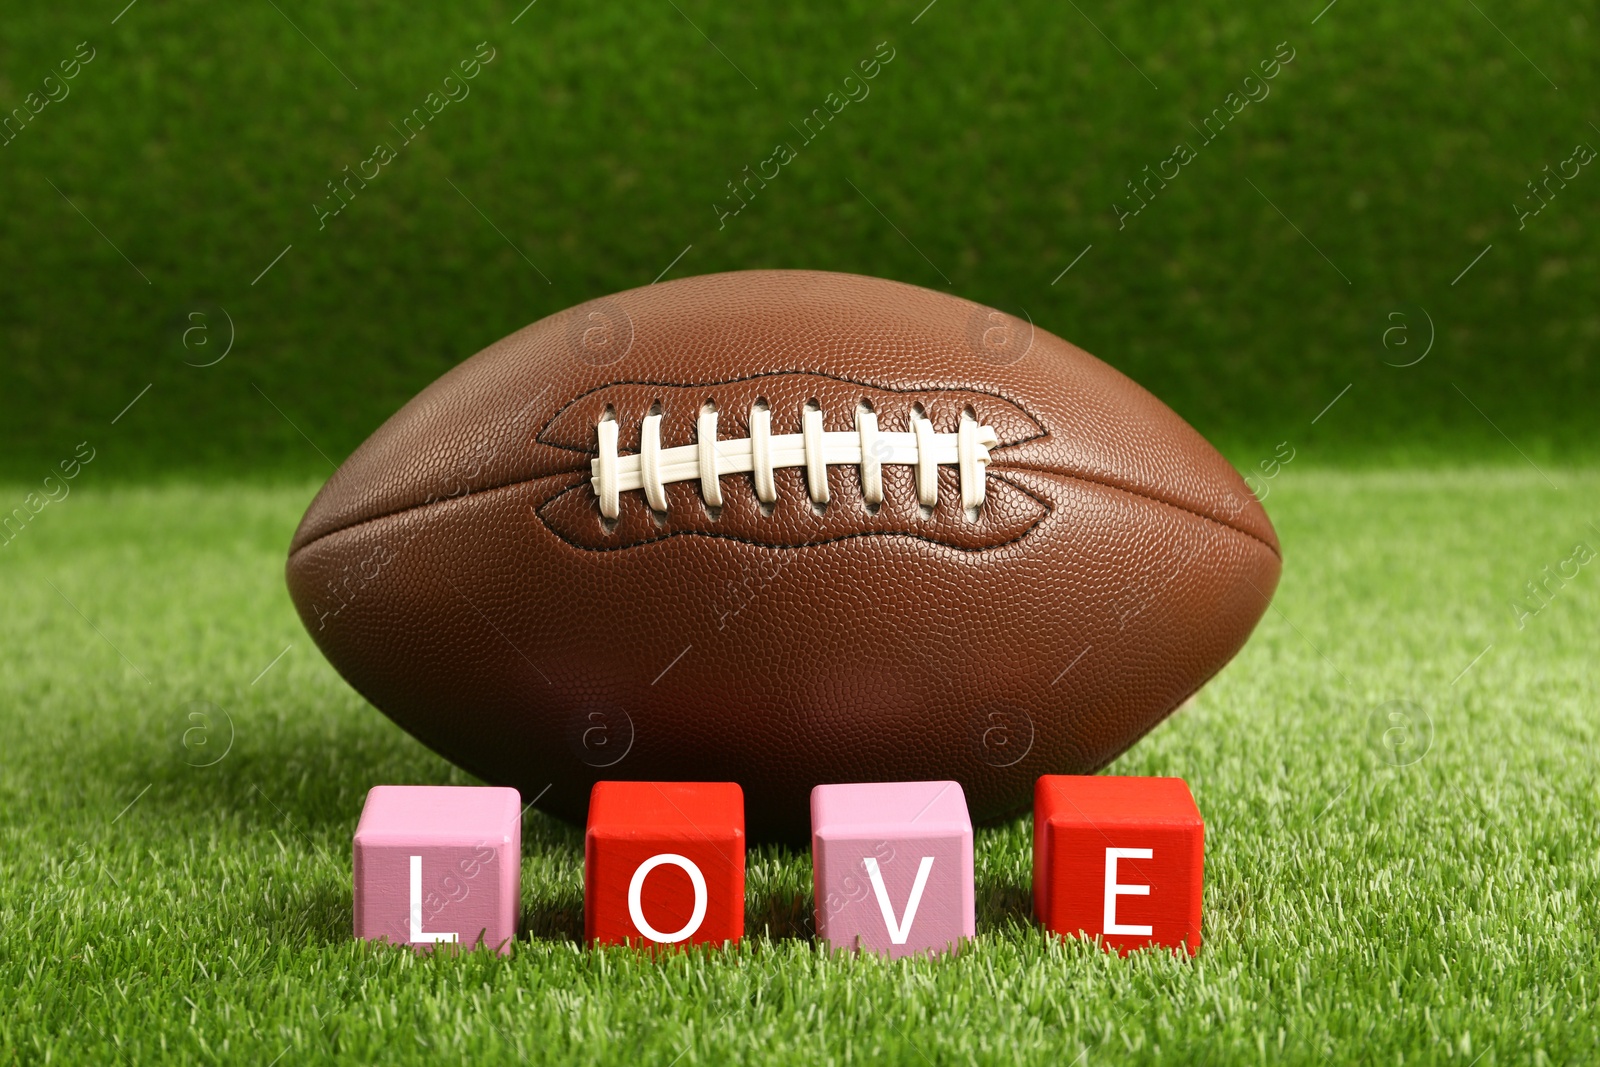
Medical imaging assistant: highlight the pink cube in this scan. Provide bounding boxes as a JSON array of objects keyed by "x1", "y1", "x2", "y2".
[
  {"x1": 811, "y1": 780, "x2": 975, "y2": 958},
  {"x1": 353, "y1": 785, "x2": 522, "y2": 954}
]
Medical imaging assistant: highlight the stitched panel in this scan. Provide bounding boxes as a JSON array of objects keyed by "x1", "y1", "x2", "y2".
[
  {"x1": 532, "y1": 374, "x2": 1044, "y2": 548},
  {"x1": 536, "y1": 468, "x2": 1050, "y2": 551}
]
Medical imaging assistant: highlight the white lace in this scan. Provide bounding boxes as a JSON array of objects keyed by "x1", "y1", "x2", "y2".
[{"x1": 592, "y1": 405, "x2": 1000, "y2": 519}]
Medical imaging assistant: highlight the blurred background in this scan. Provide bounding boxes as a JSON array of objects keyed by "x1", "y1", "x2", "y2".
[{"x1": 2, "y1": 0, "x2": 1594, "y2": 481}]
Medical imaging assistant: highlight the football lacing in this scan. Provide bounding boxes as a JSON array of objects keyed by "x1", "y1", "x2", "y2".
[{"x1": 591, "y1": 404, "x2": 1000, "y2": 520}]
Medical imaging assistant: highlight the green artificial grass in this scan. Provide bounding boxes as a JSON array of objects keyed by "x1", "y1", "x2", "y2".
[
  {"x1": 1, "y1": 469, "x2": 1596, "y2": 1063},
  {"x1": 2, "y1": 0, "x2": 1597, "y2": 479}
]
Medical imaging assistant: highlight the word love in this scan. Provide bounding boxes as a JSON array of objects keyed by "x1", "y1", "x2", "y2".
[{"x1": 351, "y1": 775, "x2": 1205, "y2": 957}]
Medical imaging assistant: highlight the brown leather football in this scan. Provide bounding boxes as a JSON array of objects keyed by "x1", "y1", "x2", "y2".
[{"x1": 286, "y1": 270, "x2": 1280, "y2": 841}]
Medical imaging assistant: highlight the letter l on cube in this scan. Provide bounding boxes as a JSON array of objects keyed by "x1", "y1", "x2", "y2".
[{"x1": 352, "y1": 785, "x2": 522, "y2": 954}]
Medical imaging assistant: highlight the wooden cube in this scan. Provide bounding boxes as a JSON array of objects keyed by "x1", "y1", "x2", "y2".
[
  {"x1": 811, "y1": 780, "x2": 974, "y2": 958},
  {"x1": 1033, "y1": 775, "x2": 1204, "y2": 955},
  {"x1": 585, "y1": 781, "x2": 745, "y2": 947},
  {"x1": 352, "y1": 785, "x2": 522, "y2": 954}
]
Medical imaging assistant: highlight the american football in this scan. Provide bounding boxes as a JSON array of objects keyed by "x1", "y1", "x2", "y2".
[{"x1": 285, "y1": 270, "x2": 1280, "y2": 841}]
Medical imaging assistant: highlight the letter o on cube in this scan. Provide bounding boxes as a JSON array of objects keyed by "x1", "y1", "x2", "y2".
[
  {"x1": 627, "y1": 853, "x2": 708, "y2": 942},
  {"x1": 585, "y1": 781, "x2": 744, "y2": 948}
]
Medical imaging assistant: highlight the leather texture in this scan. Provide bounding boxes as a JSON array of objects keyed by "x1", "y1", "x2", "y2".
[{"x1": 286, "y1": 270, "x2": 1281, "y2": 842}]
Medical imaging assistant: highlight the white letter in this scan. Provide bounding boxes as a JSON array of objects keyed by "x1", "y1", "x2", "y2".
[
  {"x1": 1103, "y1": 847, "x2": 1153, "y2": 935},
  {"x1": 409, "y1": 856, "x2": 458, "y2": 944},
  {"x1": 863, "y1": 855, "x2": 935, "y2": 944},
  {"x1": 627, "y1": 853, "x2": 708, "y2": 943}
]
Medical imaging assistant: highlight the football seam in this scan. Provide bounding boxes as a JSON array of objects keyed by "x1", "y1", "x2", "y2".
[
  {"x1": 293, "y1": 370, "x2": 1275, "y2": 555},
  {"x1": 526, "y1": 453, "x2": 1280, "y2": 559},
  {"x1": 289, "y1": 461, "x2": 1278, "y2": 562},
  {"x1": 530, "y1": 471, "x2": 1054, "y2": 554},
  {"x1": 999, "y1": 463, "x2": 1281, "y2": 559}
]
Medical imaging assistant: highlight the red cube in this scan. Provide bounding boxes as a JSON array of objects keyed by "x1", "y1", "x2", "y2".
[
  {"x1": 585, "y1": 781, "x2": 745, "y2": 948},
  {"x1": 1033, "y1": 775, "x2": 1204, "y2": 955}
]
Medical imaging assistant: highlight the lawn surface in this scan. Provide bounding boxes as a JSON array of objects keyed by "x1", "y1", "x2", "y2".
[{"x1": 2, "y1": 470, "x2": 1595, "y2": 1064}]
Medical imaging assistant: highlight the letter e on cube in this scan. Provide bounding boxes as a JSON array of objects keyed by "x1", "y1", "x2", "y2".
[{"x1": 1033, "y1": 775, "x2": 1203, "y2": 955}]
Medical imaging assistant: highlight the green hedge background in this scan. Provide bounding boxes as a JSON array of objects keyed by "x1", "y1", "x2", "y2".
[{"x1": 3, "y1": 0, "x2": 1594, "y2": 481}]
